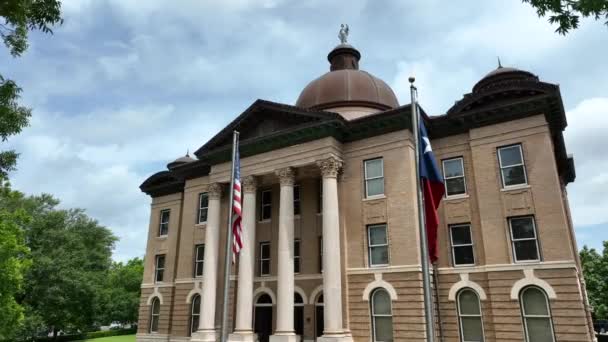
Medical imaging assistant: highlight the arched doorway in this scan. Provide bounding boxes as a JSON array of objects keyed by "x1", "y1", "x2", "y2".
[
  {"x1": 254, "y1": 293, "x2": 273, "y2": 342},
  {"x1": 315, "y1": 294, "x2": 324, "y2": 339},
  {"x1": 294, "y1": 293, "x2": 304, "y2": 337}
]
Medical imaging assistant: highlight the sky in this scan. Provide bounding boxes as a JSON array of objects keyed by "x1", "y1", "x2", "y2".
[{"x1": 2, "y1": 0, "x2": 607, "y2": 261}]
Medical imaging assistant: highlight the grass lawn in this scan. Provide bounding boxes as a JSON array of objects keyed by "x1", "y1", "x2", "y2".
[{"x1": 81, "y1": 334, "x2": 136, "y2": 342}]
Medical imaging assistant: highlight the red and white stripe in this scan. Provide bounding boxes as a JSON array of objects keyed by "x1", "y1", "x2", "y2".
[{"x1": 232, "y1": 177, "x2": 243, "y2": 262}]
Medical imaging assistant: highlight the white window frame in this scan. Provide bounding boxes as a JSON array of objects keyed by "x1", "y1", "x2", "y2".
[
  {"x1": 197, "y1": 193, "x2": 209, "y2": 224},
  {"x1": 364, "y1": 158, "x2": 385, "y2": 198},
  {"x1": 189, "y1": 294, "x2": 201, "y2": 336},
  {"x1": 259, "y1": 242, "x2": 271, "y2": 276},
  {"x1": 260, "y1": 189, "x2": 272, "y2": 221},
  {"x1": 520, "y1": 287, "x2": 556, "y2": 342},
  {"x1": 371, "y1": 288, "x2": 394, "y2": 342},
  {"x1": 508, "y1": 217, "x2": 540, "y2": 263},
  {"x1": 450, "y1": 224, "x2": 475, "y2": 267},
  {"x1": 368, "y1": 224, "x2": 389, "y2": 267},
  {"x1": 457, "y1": 289, "x2": 485, "y2": 342},
  {"x1": 194, "y1": 244, "x2": 204, "y2": 278},
  {"x1": 498, "y1": 144, "x2": 528, "y2": 188},
  {"x1": 159, "y1": 209, "x2": 170, "y2": 237},
  {"x1": 443, "y1": 157, "x2": 467, "y2": 197},
  {"x1": 155, "y1": 254, "x2": 165, "y2": 283},
  {"x1": 150, "y1": 297, "x2": 160, "y2": 333},
  {"x1": 294, "y1": 239, "x2": 301, "y2": 274},
  {"x1": 294, "y1": 184, "x2": 301, "y2": 216}
]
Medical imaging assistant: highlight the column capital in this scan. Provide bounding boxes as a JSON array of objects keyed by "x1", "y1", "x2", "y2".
[
  {"x1": 208, "y1": 183, "x2": 223, "y2": 200},
  {"x1": 242, "y1": 176, "x2": 258, "y2": 193},
  {"x1": 317, "y1": 157, "x2": 343, "y2": 178},
  {"x1": 275, "y1": 167, "x2": 295, "y2": 186}
]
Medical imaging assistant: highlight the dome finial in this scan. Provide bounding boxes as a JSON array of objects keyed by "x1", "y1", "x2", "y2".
[
  {"x1": 497, "y1": 56, "x2": 502, "y2": 68},
  {"x1": 338, "y1": 24, "x2": 349, "y2": 44},
  {"x1": 186, "y1": 149, "x2": 190, "y2": 157}
]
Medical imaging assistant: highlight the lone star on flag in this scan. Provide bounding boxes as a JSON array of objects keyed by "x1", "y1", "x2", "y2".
[{"x1": 423, "y1": 136, "x2": 432, "y2": 154}]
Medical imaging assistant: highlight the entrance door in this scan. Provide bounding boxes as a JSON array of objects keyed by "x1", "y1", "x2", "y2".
[
  {"x1": 315, "y1": 294, "x2": 324, "y2": 339},
  {"x1": 254, "y1": 294, "x2": 273, "y2": 342},
  {"x1": 294, "y1": 293, "x2": 304, "y2": 337}
]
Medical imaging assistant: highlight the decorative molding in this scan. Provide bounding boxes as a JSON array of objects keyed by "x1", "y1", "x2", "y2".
[
  {"x1": 208, "y1": 183, "x2": 223, "y2": 199},
  {"x1": 185, "y1": 280, "x2": 203, "y2": 304},
  {"x1": 347, "y1": 264, "x2": 422, "y2": 275},
  {"x1": 310, "y1": 284, "x2": 323, "y2": 304},
  {"x1": 253, "y1": 286, "x2": 276, "y2": 304},
  {"x1": 253, "y1": 274, "x2": 323, "y2": 282},
  {"x1": 294, "y1": 285, "x2": 309, "y2": 305},
  {"x1": 362, "y1": 273, "x2": 398, "y2": 301},
  {"x1": 146, "y1": 286, "x2": 164, "y2": 305},
  {"x1": 275, "y1": 167, "x2": 295, "y2": 186},
  {"x1": 448, "y1": 273, "x2": 488, "y2": 301},
  {"x1": 142, "y1": 282, "x2": 175, "y2": 289},
  {"x1": 437, "y1": 260, "x2": 576, "y2": 274},
  {"x1": 316, "y1": 157, "x2": 343, "y2": 178},
  {"x1": 510, "y1": 268, "x2": 557, "y2": 300},
  {"x1": 242, "y1": 175, "x2": 258, "y2": 193}
]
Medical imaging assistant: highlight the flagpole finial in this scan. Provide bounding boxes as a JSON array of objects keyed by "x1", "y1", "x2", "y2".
[
  {"x1": 408, "y1": 76, "x2": 415, "y2": 84},
  {"x1": 497, "y1": 56, "x2": 502, "y2": 68}
]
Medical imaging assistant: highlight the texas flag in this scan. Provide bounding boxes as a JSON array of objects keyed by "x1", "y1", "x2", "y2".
[{"x1": 418, "y1": 120, "x2": 445, "y2": 263}]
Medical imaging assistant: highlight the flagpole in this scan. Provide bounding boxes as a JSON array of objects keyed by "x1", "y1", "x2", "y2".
[
  {"x1": 220, "y1": 130, "x2": 239, "y2": 342},
  {"x1": 409, "y1": 77, "x2": 436, "y2": 342}
]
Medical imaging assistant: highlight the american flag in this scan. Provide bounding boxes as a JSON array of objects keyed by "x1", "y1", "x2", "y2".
[{"x1": 231, "y1": 143, "x2": 243, "y2": 262}]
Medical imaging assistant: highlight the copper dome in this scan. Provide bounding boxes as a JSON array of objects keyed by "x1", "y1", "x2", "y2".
[
  {"x1": 296, "y1": 44, "x2": 399, "y2": 111},
  {"x1": 473, "y1": 66, "x2": 538, "y2": 93}
]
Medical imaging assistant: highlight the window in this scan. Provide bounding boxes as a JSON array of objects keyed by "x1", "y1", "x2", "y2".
[
  {"x1": 443, "y1": 157, "x2": 467, "y2": 197},
  {"x1": 150, "y1": 297, "x2": 160, "y2": 333},
  {"x1": 450, "y1": 224, "x2": 475, "y2": 266},
  {"x1": 155, "y1": 255, "x2": 165, "y2": 282},
  {"x1": 294, "y1": 239, "x2": 301, "y2": 273},
  {"x1": 260, "y1": 189, "x2": 272, "y2": 221},
  {"x1": 509, "y1": 217, "x2": 540, "y2": 262},
  {"x1": 371, "y1": 289, "x2": 393, "y2": 342},
  {"x1": 259, "y1": 242, "x2": 270, "y2": 276},
  {"x1": 364, "y1": 158, "x2": 384, "y2": 198},
  {"x1": 368, "y1": 224, "x2": 389, "y2": 267},
  {"x1": 294, "y1": 184, "x2": 301, "y2": 216},
  {"x1": 457, "y1": 289, "x2": 484, "y2": 342},
  {"x1": 159, "y1": 209, "x2": 170, "y2": 236},
  {"x1": 194, "y1": 244, "x2": 204, "y2": 278},
  {"x1": 190, "y1": 294, "x2": 201, "y2": 335},
  {"x1": 498, "y1": 145, "x2": 527, "y2": 187},
  {"x1": 318, "y1": 236, "x2": 323, "y2": 272},
  {"x1": 520, "y1": 287, "x2": 555, "y2": 342},
  {"x1": 197, "y1": 193, "x2": 209, "y2": 224},
  {"x1": 317, "y1": 179, "x2": 323, "y2": 214}
]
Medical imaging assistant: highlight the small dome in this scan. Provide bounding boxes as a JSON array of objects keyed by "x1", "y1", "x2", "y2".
[
  {"x1": 473, "y1": 66, "x2": 538, "y2": 93},
  {"x1": 296, "y1": 44, "x2": 399, "y2": 111},
  {"x1": 167, "y1": 153, "x2": 195, "y2": 169}
]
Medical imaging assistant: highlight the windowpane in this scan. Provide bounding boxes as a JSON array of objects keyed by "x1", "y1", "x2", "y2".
[
  {"x1": 372, "y1": 291, "x2": 391, "y2": 315},
  {"x1": 151, "y1": 316, "x2": 159, "y2": 332},
  {"x1": 446, "y1": 178, "x2": 466, "y2": 196},
  {"x1": 523, "y1": 288, "x2": 549, "y2": 316},
  {"x1": 459, "y1": 291, "x2": 481, "y2": 315},
  {"x1": 261, "y1": 261, "x2": 270, "y2": 276},
  {"x1": 511, "y1": 218, "x2": 535, "y2": 239},
  {"x1": 514, "y1": 240, "x2": 539, "y2": 261},
  {"x1": 369, "y1": 225, "x2": 388, "y2": 245},
  {"x1": 152, "y1": 299, "x2": 160, "y2": 314},
  {"x1": 156, "y1": 270, "x2": 164, "y2": 282},
  {"x1": 444, "y1": 159, "x2": 464, "y2": 177},
  {"x1": 454, "y1": 246, "x2": 475, "y2": 265},
  {"x1": 294, "y1": 186, "x2": 301, "y2": 215},
  {"x1": 191, "y1": 316, "x2": 199, "y2": 334},
  {"x1": 499, "y1": 146, "x2": 523, "y2": 167},
  {"x1": 461, "y1": 317, "x2": 484, "y2": 341},
  {"x1": 262, "y1": 190, "x2": 272, "y2": 204},
  {"x1": 371, "y1": 246, "x2": 389, "y2": 265},
  {"x1": 451, "y1": 226, "x2": 472, "y2": 245},
  {"x1": 195, "y1": 263, "x2": 203, "y2": 277},
  {"x1": 502, "y1": 165, "x2": 526, "y2": 186},
  {"x1": 157, "y1": 255, "x2": 165, "y2": 268},
  {"x1": 192, "y1": 295, "x2": 201, "y2": 314},
  {"x1": 198, "y1": 193, "x2": 208, "y2": 223},
  {"x1": 261, "y1": 244, "x2": 270, "y2": 259},
  {"x1": 526, "y1": 318, "x2": 554, "y2": 342},
  {"x1": 374, "y1": 317, "x2": 393, "y2": 341},
  {"x1": 365, "y1": 159, "x2": 383, "y2": 179},
  {"x1": 262, "y1": 205, "x2": 271, "y2": 220},
  {"x1": 366, "y1": 178, "x2": 384, "y2": 197}
]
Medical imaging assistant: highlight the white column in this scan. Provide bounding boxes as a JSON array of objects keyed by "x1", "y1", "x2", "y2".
[
  {"x1": 270, "y1": 167, "x2": 299, "y2": 342},
  {"x1": 317, "y1": 157, "x2": 352, "y2": 342},
  {"x1": 192, "y1": 183, "x2": 223, "y2": 342},
  {"x1": 228, "y1": 176, "x2": 258, "y2": 342}
]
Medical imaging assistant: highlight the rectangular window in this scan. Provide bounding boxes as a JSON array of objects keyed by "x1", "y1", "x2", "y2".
[
  {"x1": 498, "y1": 144, "x2": 528, "y2": 188},
  {"x1": 159, "y1": 210, "x2": 170, "y2": 236},
  {"x1": 450, "y1": 224, "x2": 475, "y2": 266},
  {"x1": 197, "y1": 193, "x2": 209, "y2": 224},
  {"x1": 509, "y1": 216, "x2": 540, "y2": 262},
  {"x1": 294, "y1": 185, "x2": 301, "y2": 216},
  {"x1": 259, "y1": 242, "x2": 271, "y2": 276},
  {"x1": 294, "y1": 239, "x2": 301, "y2": 273},
  {"x1": 443, "y1": 157, "x2": 467, "y2": 197},
  {"x1": 318, "y1": 236, "x2": 323, "y2": 272},
  {"x1": 194, "y1": 244, "x2": 204, "y2": 277},
  {"x1": 260, "y1": 189, "x2": 272, "y2": 221},
  {"x1": 364, "y1": 158, "x2": 384, "y2": 198},
  {"x1": 155, "y1": 254, "x2": 165, "y2": 282},
  {"x1": 368, "y1": 224, "x2": 389, "y2": 266}
]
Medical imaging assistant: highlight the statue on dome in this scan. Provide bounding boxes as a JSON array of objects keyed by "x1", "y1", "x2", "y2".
[{"x1": 339, "y1": 24, "x2": 349, "y2": 44}]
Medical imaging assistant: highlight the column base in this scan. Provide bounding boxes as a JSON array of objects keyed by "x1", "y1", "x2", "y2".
[
  {"x1": 227, "y1": 331, "x2": 258, "y2": 342},
  {"x1": 316, "y1": 334, "x2": 353, "y2": 342},
  {"x1": 190, "y1": 329, "x2": 218, "y2": 342},
  {"x1": 269, "y1": 333, "x2": 300, "y2": 342}
]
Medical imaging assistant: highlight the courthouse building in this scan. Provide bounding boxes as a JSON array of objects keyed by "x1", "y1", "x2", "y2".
[{"x1": 136, "y1": 38, "x2": 594, "y2": 342}]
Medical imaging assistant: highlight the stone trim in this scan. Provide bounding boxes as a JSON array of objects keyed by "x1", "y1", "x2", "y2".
[
  {"x1": 347, "y1": 264, "x2": 422, "y2": 274},
  {"x1": 136, "y1": 333, "x2": 170, "y2": 342},
  {"x1": 310, "y1": 285, "x2": 323, "y2": 304},
  {"x1": 510, "y1": 269, "x2": 557, "y2": 300},
  {"x1": 242, "y1": 175, "x2": 257, "y2": 193},
  {"x1": 294, "y1": 285, "x2": 309, "y2": 305},
  {"x1": 436, "y1": 260, "x2": 576, "y2": 274},
  {"x1": 447, "y1": 273, "x2": 488, "y2": 301},
  {"x1": 208, "y1": 183, "x2": 223, "y2": 200},
  {"x1": 361, "y1": 273, "x2": 398, "y2": 301},
  {"x1": 253, "y1": 286, "x2": 277, "y2": 304},
  {"x1": 146, "y1": 287, "x2": 164, "y2": 305},
  {"x1": 185, "y1": 280, "x2": 203, "y2": 304}
]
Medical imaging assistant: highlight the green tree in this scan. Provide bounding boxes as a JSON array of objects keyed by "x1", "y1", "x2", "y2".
[
  {"x1": 97, "y1": 258, "x2": 144, "y2": 326},
  {"x1": 523, "y1": 0, "x2": 608, "y2": 34},
  {"x1": 580, "y1": 242, "x2": 608, "y2": 319},
  {"x1": 0, "y1": 0, "x2": 62, "y2": 177}
]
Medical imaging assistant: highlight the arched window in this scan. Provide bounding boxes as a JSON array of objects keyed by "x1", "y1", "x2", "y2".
[
  {"x1": 190, "y1": 294, "x2": 201, "y2": 335},
  {"x1": 457, "y1": 289, "x2": 484, "y2": 342},
  {"x1": 257, "y1": 293, "x2": 273, "y2": 305},
  {"x1": 150, "y1": 297, "x2": 160, "y2": 333},
  {"x1": 520, "y1": 287, "x2": 555, "y2": 342},
  {"x1": 371, "y1": 289, "x2": 393, "y2": 342}
]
